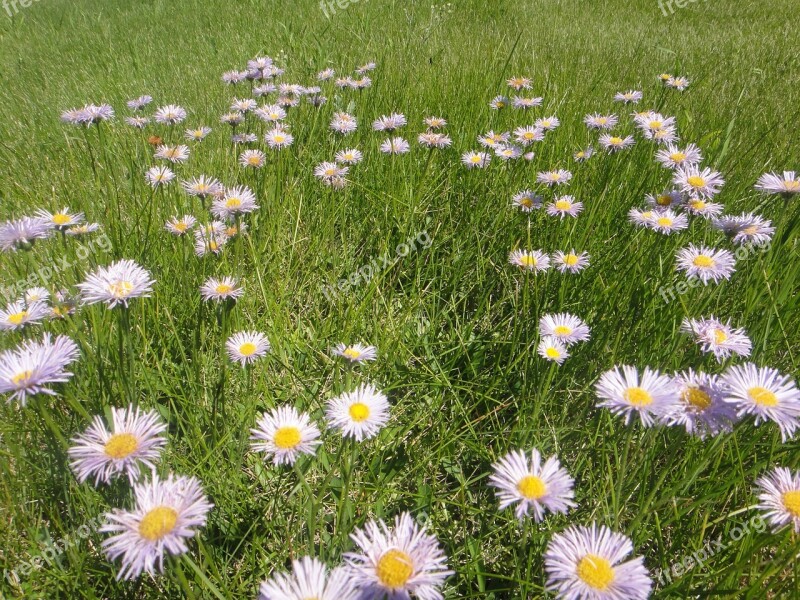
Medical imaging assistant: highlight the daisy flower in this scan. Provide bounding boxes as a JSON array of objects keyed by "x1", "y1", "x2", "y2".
[
  {"x1": 330, "y1": 112, "x2": 357, "y2": 135},
  {"x1": 537, "y1": 170, "x2": 572, "y2": 186},
  {"x1": 507, "y1": 76, "x2": 532, "y2": 90},
  {"x1": 373, "y1": 113, "x2": 407, "y2": 132},
  {"x1": 683, "y1": 197, "x2": 724, "y2": 218},
  {"x1": 380, "y1": 137, "x2": 410, "y2": 155},
  {"x1": 595, "y1": 365, "x2": 679, "y2": 426},
  {"x1": 145, "y1": 166, "x2": 175, "y2": 188},
  {"x1": 489, "y1": 95, "x2": 509, "y2": 109},
  {"x1": 125, "y1": 116, "x2": 149, "y2": 129},
  {"x1": 355, "y1": 61, "x2": 377, "y2": 73},
  {"x1": 101, "y1": 474, "x2": 212, "y2": 580},
  {"x1": 573, "y1": 147, "x2": 594, "y2": 162},
  {"x1": 200, "y1": 277, "x2": 243, "y2": 302},
  {"x1": 674, "y1": 166, "x2": 725, "y2": 198},
  {"x1": 544, "y1": 523, "x2": 652, "y2": 600},
  {"x1": 514, "y1": 126, "x2": 545, "y2": 146},
  {"x1": 68, "y1": 406, "x2": 167, "y2": 486},
  {"x1": 538, "y1": 337, "x2": 570, "y2": 365},
  {"x1": 509, "y1": 249, "x2": 550, "y2": 273},
  {"x1": 193, "y1": 228, "x2": 227, "y2": 257},
  {"x1": 331, "y1": 343, "x2": 377, "y2": 363},
  {"x1": 314, "y1": 162, "x2": 349, "y2": 183},
  {"x1": 335, "y1": 148, "x2": 364, "y2": 164},
  {"x1": 489, "y1": 448, "x2": 575, "y2": 521},
  {"x1": 418, "y1": 133, "x2": 452, "y2": 148},
  {"x1": 584, "y1": 114, "x2": 618, "y2": 130},
  {"x1": 78, "y1": 260, "x2": 155, "y2": 308},
  {"x1": 0, "y1": 334, "x2": 80, "y2": 405},
  {"x1": 755, "y1": 467, "x2": 800, "y2": 533},
  {"x1": 154, "y1": 145, "x2": 190, "y2": 164},
  {"x1": 255, "y1": 104, "x2": 287, "y2": 122},
  {"x1": 127, "y1": 95, "x2": 153, "y2": 111},
  {"x1": 250, "y1": 406, "x2": 321, "y2": 466},
  {"x1": 722, "y1": 363, "x2": 800, "y2": 442},
  {"x1": 547, "y1": 196, "x2": 583, "y2": 219},
  {"x1": 184, "y1": 126, "x2": 212, "y2": 141},
  {"x1": 655, "y1": 143, "x2": 702, "y2": 169},
  {"x1": 675, "y1": 245, "x2": 736, "y2": 284},
  {"x1": 423, "y1": 116, "x2": 447, "y2": 129},
  {"x1": 211, "y1": 186, "x2": 258, "y2": 219},
  {"x1": 24, "y1": 287, "x2": 49, "y2": 304},
  {"x1": 535, "y1": 116, "x2": 560, "y2": 131},
  {"x1": 253, "y1": 83, "x2": 277, "y2": 97},
  {"x1": 713, "y1": 213, "x2": 775, "y2": 246},
  {"x1": 181, "y1": 175, "x2": 223, "y2": 199},
  {"x1": 317, "y1": 68, "x2": 335, "y2": 80},
  {"x1": 495, "y1": 144, "x2": 523, "y2": 160},
  {"x1": 80, "y1": 104, "x2": 115, "y2": 124},
  {"x1": 239, "y1": 149, "x2": 266, "y2": 169},
  {"x1": 35, "y1": 207, "x2": 84, "y2": 231},
  {"x1": 221, "y1": 70, "x2": 247, "y2": 84},
  {"x1": 461, "y1": 151, "x2": 491, "y2": 169},
  {"x1": 628, "y1": 208, "x2": 657, "y2": 228},
  {"x1": 645, "y1": 190, "x2": 683, "y2": 209},
  {"x1": 265, "y1": 128, "x2": 294, "y2": 149},
  {"x1": 345, "y1": 512, "x2": 453, "y2": 600},
  {"x1": 614, "y1": 90, "x2": 643, "y2": 103},
  {"x1": 230, "y1": 98, "x2": 257, "y2": 113},
  {"x1": 220, "y1": 112, "x2": 244, "y2": 126},
  {"x1": 326, "y1": 382, "x2": 389, "y2": 442},
  {"x1": 0, "y1": 300, "x2": 49, "y2": 330},
  {"x1": 755, "y1": 171, "x2": 799, "y2": 198},
  {"x1": 650, "y1": 209, "x2": 688, "y2": 234},
  {"x1": 512, "y1": 96, "x2": 543, "y2": 109},
  {"x1": 666, "y1": 76, "x2": 690, "y2": 90},
  {"x1": 165, "y1": 215, "x2": 196, "y2": 236},
  {"x1": 634, "y1": 111, "x2": 675, "y2": 132},
  {"x1": 66, "y1": 223, "x2": 100, "y2": 237},
  {"x1": 512, "y1": 190, "x2": 543, "y2": 212},
  {"x1": 553, "y1": 250, "x2": 590, "y2": 273},
  {"x1": 539, "y1": 313, "x2": 591, "y2": 345},
  {"x1": 599, "y1": 134, "x2": 635, "y2": 152},
  {"x1": 668, "y1": 369, "x2": 738, "y2": 438},
  {"x1": 478, "y1": 131, "x2": 509, "y2": 148},
  {"x1": 258, "y1": 556, "x2": 356, "y2": 600},
  {"x1": 226, "y1": 331, "x2": 270, "y2": 366},
  {"x1": 680, "y1": 316, "x2": 752, "y2": 361},
  {"x1": 232, "y1": 133, "x2": 258, "y2": 144},
  {"x1": 646, "y1": 126, "x2": 678, "y2": 145},
  {"x1": 154, "y1": 105, "x2": 187, "y2": 125}
]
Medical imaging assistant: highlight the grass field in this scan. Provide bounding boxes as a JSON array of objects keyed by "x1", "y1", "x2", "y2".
[{"x1": 1, "y1": 0, "x2": 799, "y2": 598}]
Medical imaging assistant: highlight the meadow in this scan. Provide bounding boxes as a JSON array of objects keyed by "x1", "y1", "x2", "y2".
[{"x1": 0, "y1": 0, "x2": 799, "y2": 598}]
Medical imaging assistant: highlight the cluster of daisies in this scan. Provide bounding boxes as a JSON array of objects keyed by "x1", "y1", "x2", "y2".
[{"x1": 0, "y1": 207, "x2": 99, "y2": 251}]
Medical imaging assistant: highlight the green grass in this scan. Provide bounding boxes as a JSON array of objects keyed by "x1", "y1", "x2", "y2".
[{"x1": 1, "y1": 0, "x2": 799, "y2": 597}]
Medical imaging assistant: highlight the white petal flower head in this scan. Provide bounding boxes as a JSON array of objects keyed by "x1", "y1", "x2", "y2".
[
  {"x1": 509, "y1": 249, "x2": 550, "y2": 273},
  {"x1": 145, "y1": 166, "x2": 175, "y2": 188},
  {"x1": 544, "y1": 523, "x2": 652, "y2": 600},
  {"x1": 614, "y1": 90, "x2": 643, "y2": 103},
  {"x1": 0, "y1": 334, "x2": 80, "y2": 405},
  {"x1": 755, "y1": 171, "x2": 800, "y2": 198},
  {"x1": 675, "y1": 245, "x2": 736, "y2": 284},
  {"x1": 0, "y1": 300, "x2": 49, "y2": 331},
  {"x1": 226, "y1": 331, "x2": 270, "y2": 366},
  {"x1": 538, "y1": 336, "x2": 570, "y2": 365},
  {"x1": 512, "y1": 189, "x2": 543, "y2": 212},
  {"x1": 655, "y1": 143, "x2": 703, "y2": 169},
  {"x1": 489, "y1": 448, "x2": 576, "y2": 521},
  {"x1": 755, "y1": 467, "x2": 800, "y2": 533},
  {"x1": 539, "y1": 313, "x2": 591, "y2": 345},
  {"x1": 68, "y1": 405, "x2": 167, "y2": 486},
  {"x1": 0, "y1": 217, "x2": 52, "y2": 251},
  {"x1": 335, "y1": 148, "x2": 364, "y2": 164},
  {"x1": 211, "y1": 185, "x2": 258, "y2": 218},
  {"x1": 547, "y1": 196, "x2": 584, "y2": 219},
  {"x1": 326, "y1": 382, "x2": 389, "y2": 442},
  {"x1": 165, "y1": 215, "x2": 197, "y2": 236},
  {"x1": 100, "y1": 473, "x2": 212, "y2": 580},
  {"x1": 258, "y1": 556, "x2": 357, "y2": 600},
  {"x1": 649, "y1": 209, "x2": 688, "y2": 234},
  {"x1": 345, "y1": 512, "x2": 453, "y2": 600},
  {"x1": 553, "y1": 250, "x2": 590, "y2": 273},
  {"x1": 35, "y1": 207, "x2": 85, "y2": 231},
  {"x1": 713, "y1": 213, "x2": 775, "y2": 246},
  {"x1": 380, "y1": 137, "x2": 410, "y2": 155},
  {"x1": 200, "y1": 276, "x2": 243, "y2": 302},
  {"x1": 599, "y1": 134, "x2": 635, "y2": 152},
  {"x1": 537, "y1": 170, "x2": 572, "y2": 186},
  {"x1": 722, "y1": 363, "x2": 800, "y2": 442},
  {"x1": 680, "y1": 316, "x2": 752, "y2": 361},
  {"x1": 668, "y1": 369, "x2": 739, "y2": 438},
  {"x1": 331, "y1": 343, "x2": 377, "y2": 364},
  {"x1": 673, "y1": 166, "x2": 724, "y2": 198},
  {"x1": 461, "y1": 151, "x2": 491, "y2": 169},
  {"x1": 595, "y1": 365, "x2": 679, "y2": 427},
  {"x1": 250, "y1": 405, "x2": 321, "y2": 466},
  {"x1": 154, "y1": 104, "x2": 187, "y2": 125},
  {"x1": 78, "y1": 260, "x2": 155, "y2": 308}
]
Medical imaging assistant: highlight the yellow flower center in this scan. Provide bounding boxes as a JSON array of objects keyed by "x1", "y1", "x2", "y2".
[
  {"x1": 693, "y1": 255, "x2": 715, "y2": 268},
  {"x1": 649, "y1": 121, "x2": 662, "y2": 129},
  {"x1": 342, "y1": 348, "x2": 362, "y2": 360},
  {"x1": 12, "y1": 370, "x2": 33, "y2": 386},
  {"x1": 624, "y1": 387, "x2": 653, "y2": 406},
  {"x1": 174, "y1": 222, "x2": 188, "y2": 232},
  {"x1": 104, "y1": 433, "x2": 139, "y2": 459},
  {"x1": 748, "y1": 386, "x2": 778, "y2": 407},
  {"x1": 609, "y1": 137, "x2": 623, "y2": 145},
  {"x1": 516, "y1": 474, "x2": 547, "y2": 499},
  {"x1": 597, "y1": 117, "x2": 607, "y2": 125},
  {"x1": 713, "y1": 328, "x2": 728, "y2": 344},
  {"x1": 687, "y1": 175, "x2": 706, "y2": 188},
  {"x1": 108, "y1": 281, "x2": 134, "y2": 298},
  {"x1": 215, "y1": 284, "x2": 233, "y2": 295},
  {"x1": 576, "y1": 554, "x2": 615, "y2": 590},
  {"x1": 564, "y1": 254, "x2": 579, "y2": 266},
  {"x1": 247, "y1": 156, "x2": 261, "y2": 165},
  {"x1": 470, "y1": 155, "x2": 481, "y2": 163},
  {"x1": 226, "y1": 227, "x2": 238, "y2": 237},
  {"x1": 553, "y1": 325, "x2": 573, "y2": 336},
  {"x1": 7, "y1": 311, "x2": 27, "y2": 325},
  {"x1": 657, "y1": 195, "x2": 672, "y2": 206},
  {"x1": 576, "y1": 151, "x2": 585, "y2": 158},
  {"x1": 785, "y1": 180, "x2": 800, "y2": 191},
  {"x1": 349, "y1": 402, "x2": 370, "y2": 422},
  {"x1": 690, "y1": 199, "x2": 706, "y2": 210},
  {"x1": 239, "y1": 342, "x2": 257, "y2": 356},
  {"x1": 193, "y1": 129, "x2": 204, "y2": 137},
  {"x1": 376, "y1": 549, "x2": 414, "y2": 588},
  {"x1": 225, "y1": 198, "x2": 242, "y2": 209},
  {"x1": 660, "y1": 74, "x2": 672, "y2": 80},
  {"x1": 555, "y1": 200, "x2": 572, "y2": 210},
  {"x1": 683, "y1": 387, "x2": 712, "y2": 410},
  {"x1": 670, "y1": 152, "x2": 687, "y2": 162},
  {"x1": 657, "y1": 217, "x2": 673, "y2": 227},
  {"x1": 325, "y1": 168, "x2": 337, "y2": 176},
  {"x1": 523, "y1": 132, "x2": 534, "y2": 139},
  {"x1": 641, "y1": 211, "x2": 653, "y2": 218},
  {"x1": 138, "y1": 506, "x2": 178, "y2": 541},
  {"x1": 273, "y1": 426, "x2": 302, "y2": 449},
  {"x1": 545, "y1": 347, "x2": 561, "y2": 359},
  {"x1": 519, "y1": 255, "x2": 537, "y2": 267},
  {"x1": 781, "y1": 490, "x2": 800, "y2": 518},
  {"x1": 520, "y1": 197, "x2": 533, "y2": 208},
  {"x1": 743, "y1": 225, "x2": 758, "y2": 235},
  {"x1": 541, "y1": 120, "x2": 551, "y2": 127},
  {"x1": 274, "y1": 135, "x2": 286, "y2": 143},
  {"x1": 52, "y1": 213, "x2": 71, "y2": 225}
]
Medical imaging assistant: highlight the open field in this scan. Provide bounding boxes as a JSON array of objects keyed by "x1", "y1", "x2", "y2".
[{"x1": 0, "y1": 0, "x2": 799, "y2": 598}]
